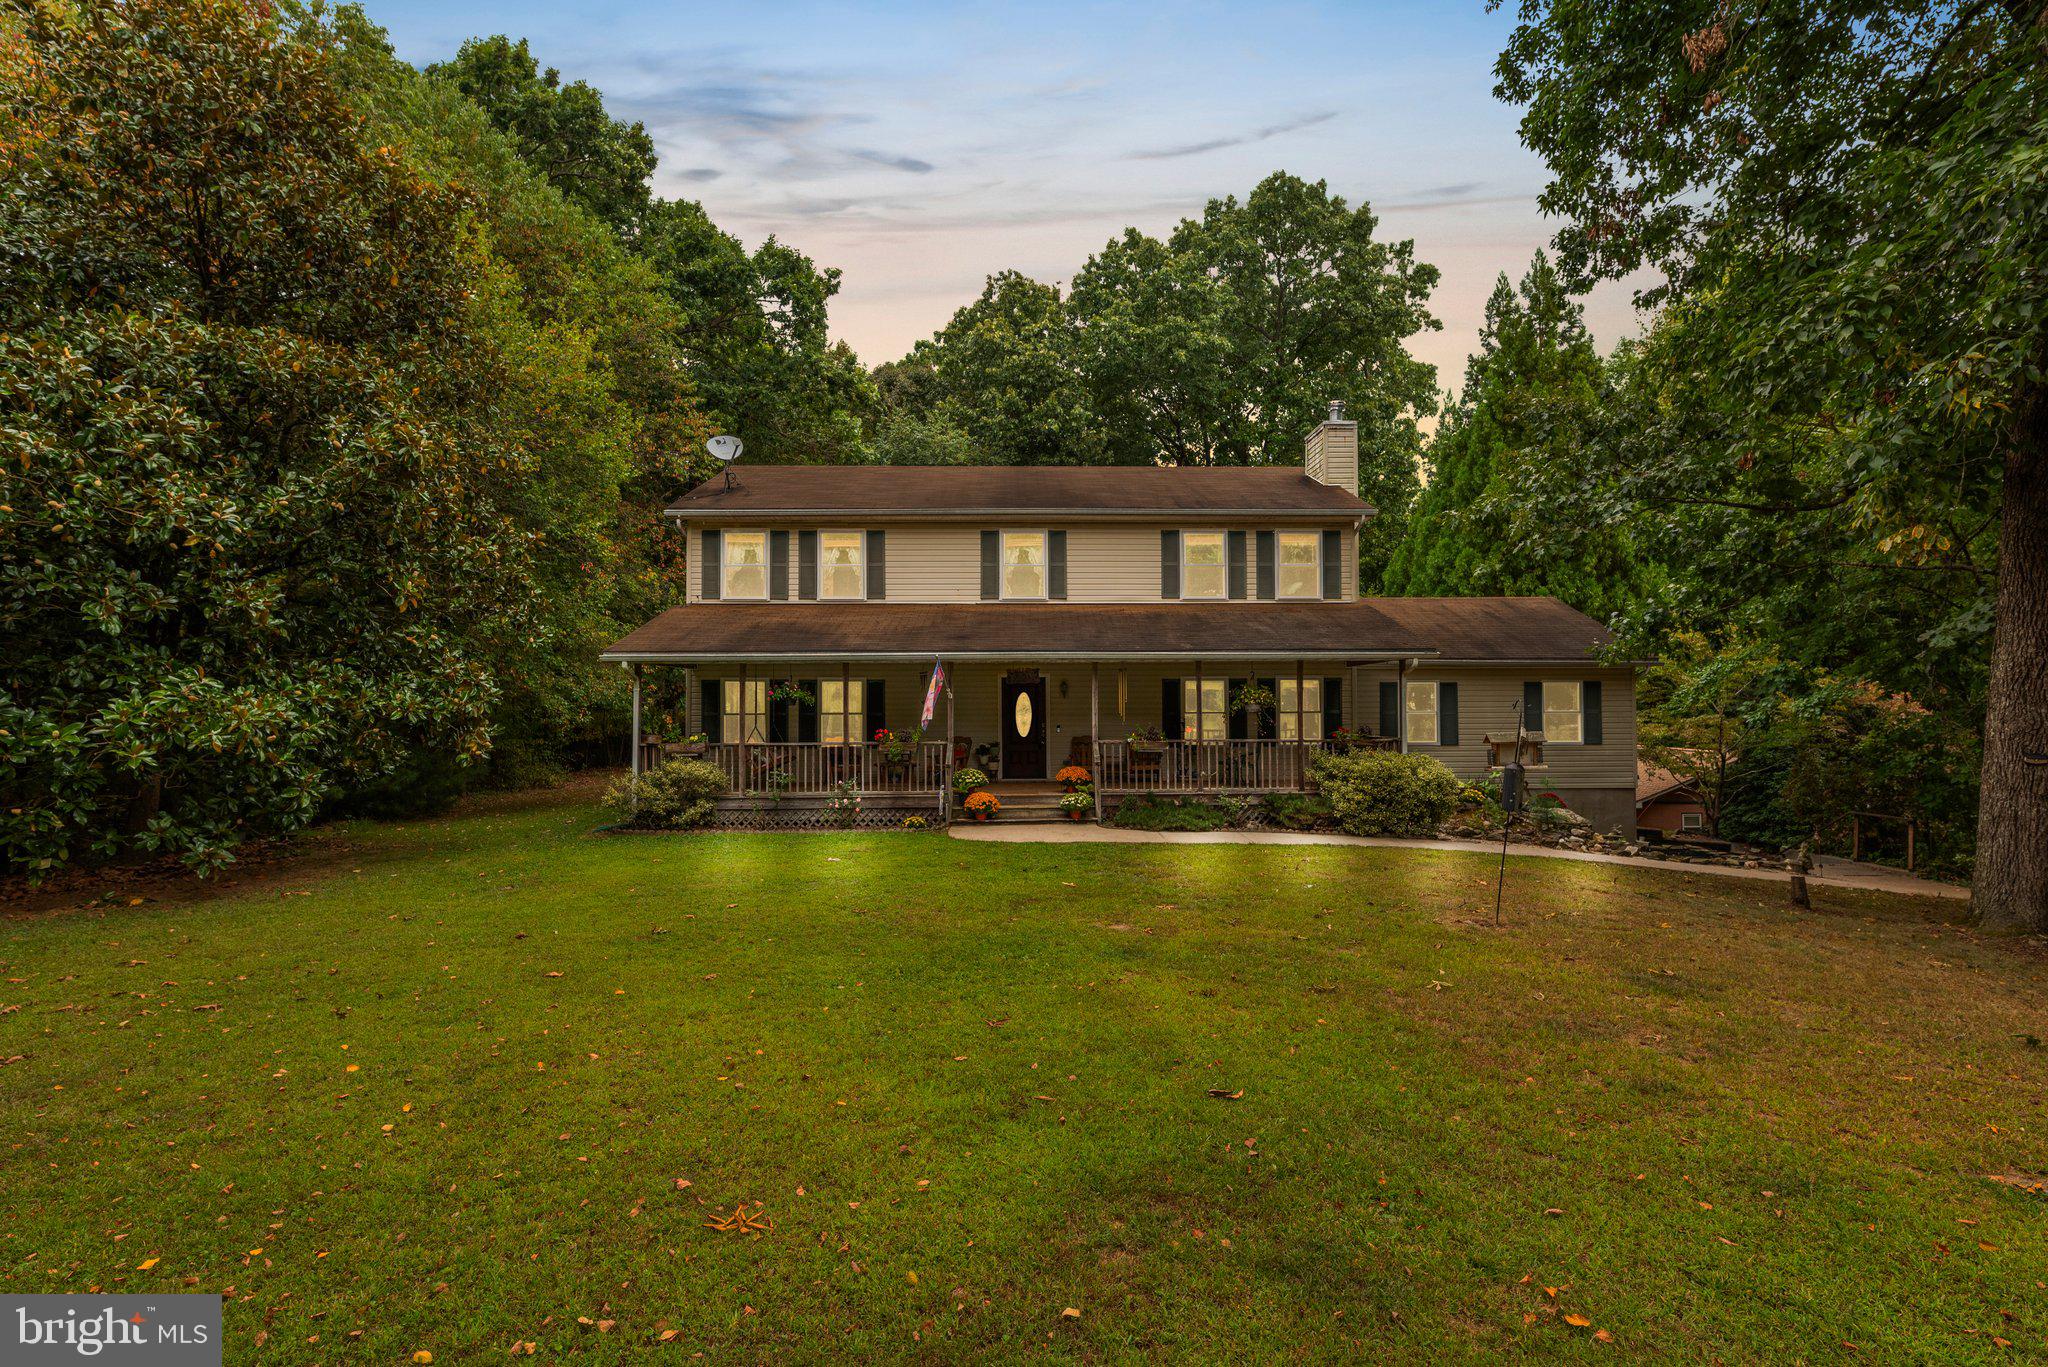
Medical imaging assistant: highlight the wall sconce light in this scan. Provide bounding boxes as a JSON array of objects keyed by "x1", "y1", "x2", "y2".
[{"x1": 1058, "y1": 678, "x2": 1069, "y2": 699}]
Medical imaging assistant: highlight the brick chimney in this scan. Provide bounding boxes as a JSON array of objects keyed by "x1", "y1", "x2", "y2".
[{"x1": 1303, "y1": 399, "x2": 1357, "y2": 491}]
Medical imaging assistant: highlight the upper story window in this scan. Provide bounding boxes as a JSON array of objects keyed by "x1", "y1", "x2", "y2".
[
  {"x1": 1181, "y1": 531, "x2": 1226, "y2": 599},
  {"x1": 1002, "y1": 531, "x2": 1047, "y2": 599},
  {"x1": 1277, "y1": 531, "x2": 1321, "y2": 598},
  {"x1": 722, "y1": 530, "x2": 769, "y2": 599},
  {"x1": 1542, "y1": 681, "x2": 1583, "y2": 743},
  {"x1": 1404, "y1": 680, "x2": 1439, "y2": 746},
  {"x1": 820, "y1": 531, "x2": 865, "y2": 599}
]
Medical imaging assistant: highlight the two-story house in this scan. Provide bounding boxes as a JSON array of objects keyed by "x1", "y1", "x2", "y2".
[{"x1": 602, "y1": 406, "x2": 1638, "y2": 830}]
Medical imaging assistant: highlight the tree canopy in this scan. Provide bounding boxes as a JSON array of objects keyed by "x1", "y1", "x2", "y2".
[{"x1": 1492, "y1": 0, "x2": 2048, "y2": 927}]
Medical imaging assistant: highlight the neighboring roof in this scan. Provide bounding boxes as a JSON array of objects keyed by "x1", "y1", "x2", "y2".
[
  {"x1": 601, "y1": 597, "x2": 1612, "y2": 663},
  {"x1": 665, "y1": 465, "x2": 1372, "y2": 520},
  {"x1": 1636, "y1": 760, "x2": 1701, "y2": 807},
  {"x1": 1365, "y1": 597, "x2": 1614, "y2": 664}
]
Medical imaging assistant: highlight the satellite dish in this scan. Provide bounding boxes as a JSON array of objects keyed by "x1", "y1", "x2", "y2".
[{"x1": 707, "y1": 435, "x2": 743, "y2": 464}]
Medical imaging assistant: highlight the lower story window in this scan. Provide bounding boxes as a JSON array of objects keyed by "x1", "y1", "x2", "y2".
[
  {"x1": 820, "y1": 678, "x2": 865, "y2": 746},
  {"x1": 1181, "y1": 678, "x2": 1227, "y2": 740},
  {"x1": 1277, "y1": 678, "x2": 1323, "y2": 741},
  {"x1": 1680, "y1": 811, "x2": 1704, "y2": 831},
  {"x1": 722, "y1": 679, "x2": 769, "y2": 743},
  {"x1": 1404, "y1": 680, "x2": 1439, "y2": 746}
]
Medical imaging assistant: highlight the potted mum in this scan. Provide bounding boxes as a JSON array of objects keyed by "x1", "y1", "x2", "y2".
[
  {"x1": 952, "y1": 767, "x2": 989, "y2": 797},
  {"x1": 1055, "y1": 764, "x2": 1091, "y2": 792},
  {"x1": 1058, "y1": 790, "x2": 1092, "y2": 821},
  {"x1": 964, "y1": 790, "x2": 1001, "y2": 822}
]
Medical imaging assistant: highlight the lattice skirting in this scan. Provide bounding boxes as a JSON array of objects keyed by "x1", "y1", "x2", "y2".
[{"x1": 706, "y1": 794, "x2": 946, "y2": 831}]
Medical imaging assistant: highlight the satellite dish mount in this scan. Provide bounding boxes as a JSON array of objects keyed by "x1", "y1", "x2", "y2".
[{"x1": 707, "y1": 434, "x2": 744, "y2": 489}]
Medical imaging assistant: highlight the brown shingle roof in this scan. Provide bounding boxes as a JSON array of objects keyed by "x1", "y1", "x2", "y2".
[
  {"x1": 666, "y1": 465, "x2": 1371, "y2": 518},
  {"x1": 601, "y1": 597, "x2": 1611, "y2": 662},
  {"x1": 1365, "y1": 597, "x2": 1612, "y2": 663}
]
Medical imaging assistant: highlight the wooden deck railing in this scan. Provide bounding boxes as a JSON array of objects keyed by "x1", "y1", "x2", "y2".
[
  {"x1": 1095, "y1": 737, "x2": 1398, "y2": 793},
  {"x1": 638, "y1": 740, "x2": 950, "y2": 795}
]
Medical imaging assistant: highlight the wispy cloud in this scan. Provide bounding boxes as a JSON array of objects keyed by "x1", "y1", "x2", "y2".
[
  {"x1": 847, "y1": 148, "x2": 935, "y2": 174},
  {"x1": 677, "y1": 166, "x2": 723, "y2": 182},
  {"x1": 1124, "y1": 109, "x2": 1338, "y2": 161}
]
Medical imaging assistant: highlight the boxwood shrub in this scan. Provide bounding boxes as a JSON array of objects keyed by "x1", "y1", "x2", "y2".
[{"x1": 1306, "y1": 750, "x2": 1461, "y2": 837}]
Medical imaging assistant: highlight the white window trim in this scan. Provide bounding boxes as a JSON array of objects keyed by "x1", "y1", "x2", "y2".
[
  {"x1": 721, "y1": 529, "x2": 770, "y2": 601},
  {"x1": 1276, "y1": 530, "x2": 1322, "y2": 600},
  {"x1": 1542, "y1": 680, "x2": 1584, "y2": 746},
  {"x1": 818, "y1": 528, "x2": 868, "y2": 601},
  {"x1": 999, "y1": 529, "x2": 1050, "y2": 602},
  {"x1": 1179, "y1": 529, "x2": 1228, "y2": 600},
  {"x1": 1680, "y1": 811, "x2": 1705, "y2": 831},
  {"x1": 1404, "y1": 680, "x2": 1440, "y2": 747}
]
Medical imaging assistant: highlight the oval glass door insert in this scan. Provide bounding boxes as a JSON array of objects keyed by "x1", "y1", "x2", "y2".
[{"x1": 1013, "y1": 692, "x2": 1033, "y2": 738}]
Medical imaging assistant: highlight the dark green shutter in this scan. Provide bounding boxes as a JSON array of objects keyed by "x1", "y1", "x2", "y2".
[
  {"x1": 866, "y1": 530, "x2": 886, "y2": 600},
  {"x1": 1583, "y1": 680, "x2": 1604, "y2": 745},
  {"x1": 700, "y1": 678, "x2": 722, "y2": 742},
  {"x1": 866, "y1": 680, "x2": 886, "y2": 739},
  {"x1": 1321, "y1": 529, "x2": 1342, "y2": 599},
  {"x1": 797, "y1": 530, "x2": 817, "y2": 600},
  {"x1": 1523, "y1": 681, "x2": 1544, "y2": 734},
  {"x1": 700, "y1": 529, "x2": 722, "y2": 600},
  {"x1": 1255, "y1": 531, "x2": 1276, "y2": 600},
  {"x1": 1441, "y1": 682, "x2": 1460, "y2": 748},
  {"x1": 1322, "y1": 678, "x2": 1343, "y2": 737},
  {"x1": 1160, "y1": 531, "x2": 1181, "y2": 599},
  {"x1": 1227, "y1": 531, "x2": 1248, "y2": 599},
  {"x1": 1378, "y1": 681, "x2": 1398, "y2": 738},
  {"x1": 796, "y1": 680, "x2": 818, "y2": 744},
  {"x1": 768, "y1": 680, "x2": 790, "y2": 742},
  {"x1": 1227, "y1": 678, "x2": 1250, "y2": 740},
  {"x1": 768, "y1": 531, "x2": 790, "y2": 601},
  {"x1": 1161, "y1": 678, "x2": 1183, "y2": 739},
  {"x1": 1047, "y1": 530, "x2": 1067, "y2": 600},
  {"x1": 980, "y1": 531, "x2": 999, "y2": 600},
  {"x1": 1257, "y1": 677, "x2": 1278, "y2": 740}
]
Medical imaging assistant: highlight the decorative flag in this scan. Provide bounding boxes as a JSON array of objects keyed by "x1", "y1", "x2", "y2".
[{"x1": 921, "y1": 659, "x2": 947, "y2": 728}]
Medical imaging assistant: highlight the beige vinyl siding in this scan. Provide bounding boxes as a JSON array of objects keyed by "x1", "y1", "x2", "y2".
[
  {"x1": 686, "y1": 522, "x2": 1359, "y2": 604},
  {"x1": 1350, "y1": 665, "x2": 1637, "y2": 789}
]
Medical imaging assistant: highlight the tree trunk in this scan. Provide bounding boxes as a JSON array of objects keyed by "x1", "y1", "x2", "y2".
[{"x1": 1974, "y1": 386, "x2": 2048, "y2": 932}]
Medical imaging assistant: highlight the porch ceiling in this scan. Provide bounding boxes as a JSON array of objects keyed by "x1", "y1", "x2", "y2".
[{"x1": 601, "y1": 598, "x2": 1610, "y2": 664}]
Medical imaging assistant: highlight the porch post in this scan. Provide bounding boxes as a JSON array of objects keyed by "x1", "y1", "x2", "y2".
[
  {"x1": 1090, "y1": 662, "x2": 1102, "y2": 821},
  {"x1": 944, "y1": 662, "x2": 955, "y2": 824},
  {"x1": 1396, "y1": 657, "x2": 1409, "y2": 754},
  {"x1": 629, "y1": 664, "x2": 643, "y2": 780},
  {"x1": 737, "y1": 662, "x2": 749, "y2": 796},
  {"x1": 1295, "y1": 658, "x2": 1306, "y2": 789},
  {"x1": 843, "y1": 660, "x2": 855, "y2": 791}
]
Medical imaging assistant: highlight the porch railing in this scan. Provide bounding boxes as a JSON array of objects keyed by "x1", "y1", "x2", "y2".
[
  {"x1": 638, "y1": 740, "x2": 950, "y2": 796},
  {"x1": 1095, "y1": 737, "x2": 1397, "y2": 794}
]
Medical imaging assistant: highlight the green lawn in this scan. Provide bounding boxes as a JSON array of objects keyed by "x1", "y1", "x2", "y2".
[{"x1": 2, "y1": 784, "x2": 2042, "y2": 1362}]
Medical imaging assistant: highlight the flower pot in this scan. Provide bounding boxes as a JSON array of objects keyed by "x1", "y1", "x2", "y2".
[
  {"x1": 1066, "y1": 809, "x2": 1086, "y2": 821},
  {"x1": 972, "y1": 810, "x2": 992, "y2": 823}
]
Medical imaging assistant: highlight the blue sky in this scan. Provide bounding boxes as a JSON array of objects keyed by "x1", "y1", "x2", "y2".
[{"x1": 375, "y1": 0, "x2": 1649, "y2": 391}]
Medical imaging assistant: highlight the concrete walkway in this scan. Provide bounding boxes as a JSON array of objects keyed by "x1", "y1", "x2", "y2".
[{"x1": 948, "y1": 823, "x2": 1969, "y2": 900}]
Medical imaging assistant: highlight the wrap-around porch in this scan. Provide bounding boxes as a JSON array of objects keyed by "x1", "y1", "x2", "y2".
[{"x1": 626, "y1": 656, "x2": 1405, "y2": 820}]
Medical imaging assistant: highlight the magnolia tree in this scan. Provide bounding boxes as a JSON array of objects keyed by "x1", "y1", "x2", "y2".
[
  {"x1": 0, "y1": 0, "x2": 536, "y2": 874},
  {"x1": 1494, "y1": 1, "x2": 2048, "y2": 928}
]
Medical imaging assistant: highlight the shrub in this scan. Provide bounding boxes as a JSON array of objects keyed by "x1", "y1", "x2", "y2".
[
  {"x1": 952, "y1": 768, "x2": 990, "y2": 794},
  {"x1": 1262, "y1": 792, "x2": 1335, "y2": 831},
  {"x1": 603, "y1": 758, "x2": 728, "y2": 829},
  {"x1": 1307, "y1": 751, "x2": 1461, "y2": 837},
  {"x1": 1110, "y1": 797, "x2": 1235, "y2": 831},
  {"x1": 900, "y1": 815, "x2": 929, "y2": 831}
]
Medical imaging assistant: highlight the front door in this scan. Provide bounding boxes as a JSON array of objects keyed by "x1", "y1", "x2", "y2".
[{"x1": 1000, "y1": 671, "x2": 1047, "y2": 779}]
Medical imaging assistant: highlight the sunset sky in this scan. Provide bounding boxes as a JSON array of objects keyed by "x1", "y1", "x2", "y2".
[{"x1": 376, "y1": 0, "x2": 1651, "y2": 394}]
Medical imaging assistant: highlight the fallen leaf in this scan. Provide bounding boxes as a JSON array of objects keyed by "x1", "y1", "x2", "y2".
[
  {"x1": 1060, "y1": 1307, "x2": 1080, "y2": 1320},
  {"x1": 136, "y1": 1258, "x2": 158, "y2": 1271},
  {"x1": 1564, "y1": 1313, "x2": 1591, "y2": 1328}
]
